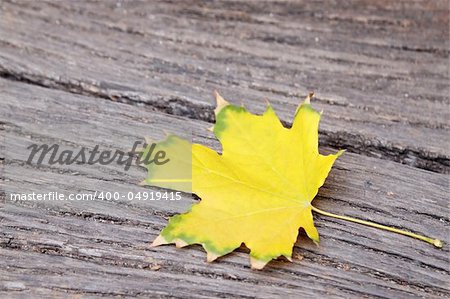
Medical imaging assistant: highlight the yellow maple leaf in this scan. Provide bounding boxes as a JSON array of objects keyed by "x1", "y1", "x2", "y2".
[
  {"x1": 145, "y1": 92, "x2": 443, "y2": 269},
  {"x1": 147, "y1": 93, "x2": 342, "y2": 269}
]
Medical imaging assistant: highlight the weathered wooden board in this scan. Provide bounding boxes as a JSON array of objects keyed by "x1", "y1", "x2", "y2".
[
  {"x1": 1, "y1": 79, "x2": 449, "y2": 298},
  {"x1": 0, "y1": 0, "x2": 448, "y2": 173},
  {"x1": 1, "y1": 0, "x2": 449, "y2": 298}
]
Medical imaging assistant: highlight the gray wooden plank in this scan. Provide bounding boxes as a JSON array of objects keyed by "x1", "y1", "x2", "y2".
[
  {"x1": 0, "y1": 0, "x2": 448, "y2": 173},
  {"x1": 1, "y1": 79, "x2": 449, "y2": 298}
]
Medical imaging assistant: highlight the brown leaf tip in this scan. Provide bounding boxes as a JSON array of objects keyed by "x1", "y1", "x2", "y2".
[
  {"x1": 250, "y1": 257, "x2": 269, "y2": 270},
  {"x1": 151, "y1": 235, "x2": 168, "y2": 247},
  {"x1": 304, "y1": 92, "x2": 314, "y2": 104}
]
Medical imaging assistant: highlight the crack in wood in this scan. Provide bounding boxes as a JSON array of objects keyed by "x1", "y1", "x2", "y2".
[{"x1": 1, "y1": 71, "x2": 448, "y2": 174}]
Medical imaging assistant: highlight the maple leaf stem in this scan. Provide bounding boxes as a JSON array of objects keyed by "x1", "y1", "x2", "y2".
[{"x1": 311, "y1": 206, "x2": 443, "y2": 248}]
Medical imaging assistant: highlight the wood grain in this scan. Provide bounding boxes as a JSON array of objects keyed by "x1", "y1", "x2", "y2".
[
  {"x1": 1, "y1": 79, "x2": 449, "y2": 298},
  {"x1": 0, "y1": 0, "x2": 448, "y2": 173},
  {"x1": 1, "y1": 0, "x2": 449, "y2": 298}
]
